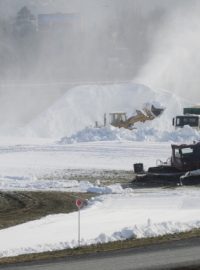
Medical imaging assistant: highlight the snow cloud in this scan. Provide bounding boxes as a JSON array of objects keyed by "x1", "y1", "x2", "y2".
[
  {"x1": 136, "y1": 0, "x2": 200, "y2": 102},
  {"x1": 0, "y1": 0, "x2": 198, "y2": 135}
]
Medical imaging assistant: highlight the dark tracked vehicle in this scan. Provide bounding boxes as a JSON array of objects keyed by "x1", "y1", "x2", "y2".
[{"x1": 132, "y1": 142, "x2": 200, "y2": 187}]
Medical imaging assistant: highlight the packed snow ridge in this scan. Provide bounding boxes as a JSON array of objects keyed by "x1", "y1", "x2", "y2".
[{"x1": 59, "y1": 125, "x2": 200, "y2": 144}]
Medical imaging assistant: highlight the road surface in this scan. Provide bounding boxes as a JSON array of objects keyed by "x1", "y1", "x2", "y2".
[{"x1": 1, "y1": 237, "x2": 200, "y2": 270}]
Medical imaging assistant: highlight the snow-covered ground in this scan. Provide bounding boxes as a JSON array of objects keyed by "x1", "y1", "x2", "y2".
[
  {"x1": 0, "y1": 82, "x2": 200, "y2": 258},
  {"x1": 0, "y1": 140, "x2": 170, "y2": 191},
  {"x1": 0, "y1": 138, "x2": 199, "y2": 258},
  {"x1": 0, "y1": 185, "x2": 200, "y2": 258}
]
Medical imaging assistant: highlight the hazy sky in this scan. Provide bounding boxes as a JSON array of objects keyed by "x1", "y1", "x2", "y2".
[{"x1": 0, "y1": 0, "x2": 199, "y2": 132}]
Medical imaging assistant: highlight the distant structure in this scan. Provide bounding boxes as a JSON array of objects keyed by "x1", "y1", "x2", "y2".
[
  {"x1": 38, "y1": 13, "x2": 81, "y2": 33},
  {"x1": 14, "y1": 6, "x2": 36, "y2": 36},
  {"x1": 13, "y1": 7, "x2": 81, "y2": 36}
]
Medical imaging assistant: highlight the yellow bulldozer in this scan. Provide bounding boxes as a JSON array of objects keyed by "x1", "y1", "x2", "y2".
[{"x1": 104, "y1": 105, "x2": 164, "y2": 130}]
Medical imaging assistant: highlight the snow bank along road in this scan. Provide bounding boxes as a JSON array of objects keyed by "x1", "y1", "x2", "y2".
[{"x1": 1, "y1": 187, "x2": 200, "y2": 258}]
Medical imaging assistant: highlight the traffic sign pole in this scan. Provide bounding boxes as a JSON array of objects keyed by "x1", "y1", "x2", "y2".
[
  {"x1": 76, "y1": 199, "x2": 84, "y2": 247},
  {"x1": 78, "y1": 208, "x2": 80, "y2": 246}
]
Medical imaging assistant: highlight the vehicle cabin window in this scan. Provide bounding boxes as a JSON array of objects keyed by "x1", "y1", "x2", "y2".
[
  {"x1": 183, "y1": 117, "x2": 198, "y2": 126},
  {"x1": 121, "y1": 114, "x2": 126, "y2": 121},
  {"x1": 181, "y1": 148, "x2": 193, "y2": 154},
  {"x1": 174, "y1": 149, "x2": 181, "y2": 158},
  {"x1": 183, "y1": 118, "x2": 188, "y2": 124},
  {"x1": 189, "y1": 118, "x2": 197, "y2": 123},
  {"x1": 181, "y1": 147, "x2": 193, "y2": 156},
  {"x1": 176, "y1": 118, "x2": 180, "y2": 126}
]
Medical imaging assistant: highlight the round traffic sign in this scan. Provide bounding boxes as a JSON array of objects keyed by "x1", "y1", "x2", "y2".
[{"x1": 76, "y1": 199, "x2": 84, "y2": 209}]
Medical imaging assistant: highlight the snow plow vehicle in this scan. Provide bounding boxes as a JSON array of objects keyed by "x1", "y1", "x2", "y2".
[
  {"x1": 99, "y1": 104, "x2": 164, "y2": 130},
  {"x1": 132, "y1": 141, "x2": 200, "y2": 187}
]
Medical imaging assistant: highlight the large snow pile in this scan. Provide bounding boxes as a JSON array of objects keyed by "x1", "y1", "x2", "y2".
[{"x1": 21, "y1": 82, "x2": 188, "y2": 139}]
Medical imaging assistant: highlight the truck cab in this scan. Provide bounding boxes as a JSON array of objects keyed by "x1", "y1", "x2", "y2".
[
  {"x1": 173, "y1": 106, "x2": 200, "y2": 129},
  {"x1": 171, "y1": 143, "x2": 200, "y2": 171},
  {"x1": 173, "y1": 115, "x2": 200, "y2": 129}
]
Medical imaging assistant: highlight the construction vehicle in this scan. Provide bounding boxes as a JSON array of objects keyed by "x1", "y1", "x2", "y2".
[
  {"x1": 132, "y1": 141, "x2": 200, "y2": 187},
  {"x1": 173, "y1": 105, "x2": 200, "y2": 129},
  {"x1": 103, "y1": 104, "x2": 164, "y2": 130}
]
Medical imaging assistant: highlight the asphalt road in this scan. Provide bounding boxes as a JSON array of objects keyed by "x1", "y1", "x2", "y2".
[{"x1": 1, "y1": 237, "x2": 200, "y2": 270}]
